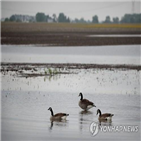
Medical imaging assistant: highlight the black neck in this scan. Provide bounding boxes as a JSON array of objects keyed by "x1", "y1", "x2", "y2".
[
  {"x1": 50, "y1": 108, "x2": 54, "y2": 116},
  {"x1": 80, "y1": 93, "x2": 83, "y2": 100},
  {"x1": 98, "y1": 110, "x2": 102, "y2": 116}
]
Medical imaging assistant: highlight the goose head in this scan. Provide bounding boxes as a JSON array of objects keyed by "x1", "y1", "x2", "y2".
[
  {"x1": 48, "y1": 107, "x2": 54, "y2": 116},
  {"x1": 78, "y1": 92, "x2": 83, "y2": 100},
  {"x1": 48, "y1": 107, "x2": 52, "y2": 111},
  {"x1": 97, "y1": 109, "x2": 101, "y2": 116}
]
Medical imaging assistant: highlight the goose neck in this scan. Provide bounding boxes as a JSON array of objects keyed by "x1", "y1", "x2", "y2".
[
  {"x1": 80, "y1": 93, "x2": 83, "y2": 100},
  {"x1": 50, "y1": 108, "x2": 54, "y2": 116}
]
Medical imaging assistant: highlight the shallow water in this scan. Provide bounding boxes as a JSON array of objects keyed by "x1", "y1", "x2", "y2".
[
  {"x1": 1, "y1": 45, "x2": 141, "y2": 65},
  {"x1": 1, "y1": 91, "x2": 140, "y2": 141},
  {"x1": 1, "y1": 45, "x2": 141, "y2": 140},
  {"x1": 88, "y1": 34, "x2": 141, "y2": 37},
  {"x1": 1, "y1": 67, "x2": 141, "y2": 141}
]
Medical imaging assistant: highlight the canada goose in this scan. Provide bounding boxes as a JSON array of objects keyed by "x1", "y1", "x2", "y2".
[
  {"x1": 97, "y1": 109, "x2": 114, "y2": 121},
  {"x1": 48, "y1": 107, "x2": 69, "y2": 121},
  {"x1": 78, "y1": 92, "x2": 96, "y2": 111}
]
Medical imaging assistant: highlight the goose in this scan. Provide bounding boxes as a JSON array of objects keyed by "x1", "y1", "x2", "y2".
[
  {"x1": 48, "y1": 107, "x2": 69, "y2": 121},
  {"x1": 78, "y1": 92, "x2": 96, "y2": 111},
  {"x1": 97, "y1": 109, "x2": 114, "y2": 121}
]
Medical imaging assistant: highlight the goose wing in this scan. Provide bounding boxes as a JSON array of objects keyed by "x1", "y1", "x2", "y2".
[
  {"x1": 54, "y1": 113, "x2": 69, "y2": 117},
  {"x1": 81, "y1": 99, "x2": 94, "y2": 106},
  {"x1": 101, "y1": 113, "x2": 114, "y2": 118}
]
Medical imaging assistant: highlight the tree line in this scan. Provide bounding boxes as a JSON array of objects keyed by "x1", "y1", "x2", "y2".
[
  {"x1": 4, "y1": 12, "x2": 141, "y2": 23},
  {"x1": 92, "y1": 14, "x2": 141, "y2": 23}
]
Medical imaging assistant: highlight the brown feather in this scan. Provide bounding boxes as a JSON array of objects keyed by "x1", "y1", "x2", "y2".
[
  {"x1": 100, "y1": 113, "x2": 113, "y2": 118},
  {"x1": 54, "y1": 113, "x2": 68, "y2": 117},
  {"x1": 81, "y1": 99, "x2": 94, "y2": 106}
]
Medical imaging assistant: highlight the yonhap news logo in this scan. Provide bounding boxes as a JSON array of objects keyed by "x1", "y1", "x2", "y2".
[{"x1": 90, "y1": 122, "x2": 139, "y2": 136}]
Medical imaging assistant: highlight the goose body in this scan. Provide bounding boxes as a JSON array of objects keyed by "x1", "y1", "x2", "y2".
[
  {"x1": 97, "y1": 109, "x2": 114, "y2": 121},
  {"x1": 48, "y1": 107, "x2": 69, "y2": 121},
  {"x1": 78, "y1": 93, "x2": 96, "y2": 111}
]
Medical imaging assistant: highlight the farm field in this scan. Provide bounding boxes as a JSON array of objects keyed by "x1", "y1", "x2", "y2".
[{"x1": 1, "y1": 23, "x2": 141, "y2": 46}]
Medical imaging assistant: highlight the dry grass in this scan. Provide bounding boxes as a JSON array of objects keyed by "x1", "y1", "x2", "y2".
[
  {"x1": 1, "y1": 22, "x2": 141, "y2": 33},
  {"x1": 55, "y1": 23, "x2": 141, "y2": 28},
  {"x1": 75, "y1": 23, "x2": 141, "y2": 28}
]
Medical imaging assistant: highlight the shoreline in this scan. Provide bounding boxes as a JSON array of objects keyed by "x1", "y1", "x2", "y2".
[{"x1": 1, "y1": 62, "x2": 141, "y2": 71}]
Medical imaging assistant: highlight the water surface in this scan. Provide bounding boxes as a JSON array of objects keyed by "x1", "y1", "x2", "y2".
[
  {"x1": 1, "y1": 45, "x2": 141, "y2": 65},
  {"x1": 1, "y1": 45, "x2": 141, "y2": 141}
]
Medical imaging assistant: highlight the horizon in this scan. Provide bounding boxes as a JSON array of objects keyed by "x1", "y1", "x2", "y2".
[{"x1": 1, "y1": 1, "x2": 141, "y2": 22}]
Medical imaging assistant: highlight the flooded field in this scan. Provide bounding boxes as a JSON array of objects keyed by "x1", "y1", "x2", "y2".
[
  {"x1": 1, "y1": 45, "x2": 140, "y2": 64},
  {"x1": 88, "y1": 34, "x2": 141, "y2": 37},
  {"x1": 1, "y1": 45, "x2": 141, "y2": 141}
]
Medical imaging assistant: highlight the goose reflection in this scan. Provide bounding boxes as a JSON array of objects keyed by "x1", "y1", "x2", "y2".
[
  {"x1": 49, "y1": 121, "x2": 54, "y2": 130},
  {"x1": 49, "y1": 120, "x2": 68, "y2": 131},
  {"x1": 80, "y1": 110, "x2": 93, "y2": 115},
  {"x1": 79, "y1": 110, "x2": 93, "y2": 131},
  {"x1": 98, "y1": 119, "x2": 113, "y2": 126}
]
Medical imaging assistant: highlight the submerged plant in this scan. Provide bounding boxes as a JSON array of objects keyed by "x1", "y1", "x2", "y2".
[
  {"x1": 53, "y1": 68, "x2": 58, "y2": 74},
  {"x1": 44, "y1": 69, "x2": 48, "y2": 75},
  {"x1": 48, "y1": 68, "x2": 52, "y2": 75},
  {"x1": 44, "y1": 68, "x2": 59, "y2": 76}
]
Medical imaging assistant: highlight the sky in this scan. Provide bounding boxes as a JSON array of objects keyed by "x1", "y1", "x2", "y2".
[{"x1": 1, "y1": 0, "x2": 141, "y2": 21}]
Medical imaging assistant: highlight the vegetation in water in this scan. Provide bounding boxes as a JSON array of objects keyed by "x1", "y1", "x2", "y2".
[{"x1": 44, "y1": 68, "x2": 59, "y2": 76}]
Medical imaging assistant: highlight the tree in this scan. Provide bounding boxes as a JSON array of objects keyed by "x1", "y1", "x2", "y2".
[
  {"x1": 113, "y1": 17, "x2": 119, "y2": 23},
  {"x1": 5, "y1": 18, "x2": 9, "y2": 22},
  {"x1": 135, "y1": 14, "x2": 141, "y2": 23},
  {"x1": 66, "y1": 17, "x2": 70, "y2": 23},
  {"x1": 92, "y1": 15, "x2": 99, "y2": 23},
  {"x1": 9, "y1": 15, "x2": 16, "y2": 21},
  {"x1": 120, "y1": 14, "x2": 141, "y2": 23},
  {"x1": 16, "y1": 19, "x2": 22, "y2": 22},
  {"x1": 104, "y1": 16, "x2": 111, "y2": 23},
  {"x1": 58, "y1": 13, "x2": 70, "y2": 23},
  {"x1": 74, "y1": 18, "x2": 88, "y2": 23},
  {"x1": 58, "y1": 13, "x2": 66, "y2": 22},
  {"x1": 80, "y1": 18, "x2": 87, "y2": 23},
  {"x1": 87, "y1": 20, "x2": 91, "y2": 23},
  {"x1": 74, "y1": 18, "x2": 79, "y2": 23},
  {"x1": 120, "y1": 14, "x2": 131, "y2": 23},
  {"x1": 36, "y1": 12, "x2": 46, "y2": 22}
]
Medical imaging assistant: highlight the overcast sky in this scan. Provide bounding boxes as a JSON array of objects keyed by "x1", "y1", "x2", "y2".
[{"x1": 1, "y1": 0, "x2": 141, "y2": 21}]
